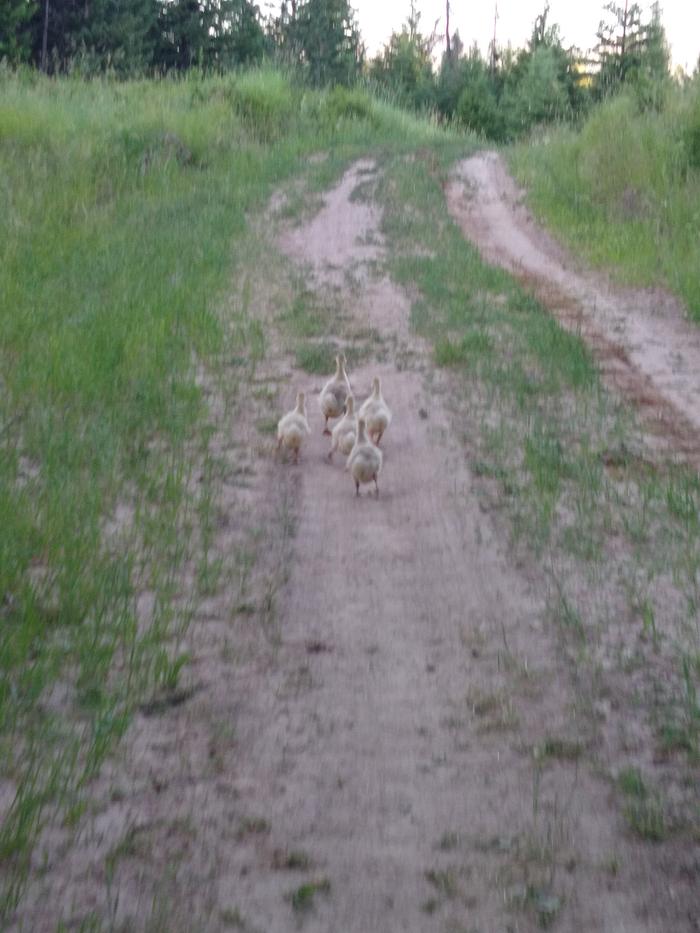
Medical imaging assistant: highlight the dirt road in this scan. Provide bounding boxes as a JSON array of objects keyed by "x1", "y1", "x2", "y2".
[
  {"x1": 13, "y1": 158, "x2": 698, "y2": 932},
  {"x1": 215, "y1": 162, "x2": 690, "y2": 931},
  {"x1": 446, "y1": 151, "x2": 700, "y2": 464}
]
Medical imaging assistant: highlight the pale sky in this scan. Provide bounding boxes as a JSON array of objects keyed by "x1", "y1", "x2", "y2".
[{"x1": 352, "y1": 1, "x2": 699, "y2": 73}]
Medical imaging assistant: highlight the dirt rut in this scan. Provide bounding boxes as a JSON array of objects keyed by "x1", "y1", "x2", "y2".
[{"x1": 446, "y1": 151, "x2": 700, "y2": 465}]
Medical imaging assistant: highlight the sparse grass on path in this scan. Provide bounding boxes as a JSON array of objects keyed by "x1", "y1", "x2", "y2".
[{"x1": 378, "y1": 146, "x2": 699, "y2": 841}]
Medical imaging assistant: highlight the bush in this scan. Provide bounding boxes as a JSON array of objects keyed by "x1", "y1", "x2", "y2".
[
  {"x1": 456, "y1": 73, "x2": 504, "y2": 140},
  {"x1": 228, "y1": 69, "x2": 297, "y2": 142},
  {"x1": 322, "y1": 85, "x2": 377, "y2": 126}
]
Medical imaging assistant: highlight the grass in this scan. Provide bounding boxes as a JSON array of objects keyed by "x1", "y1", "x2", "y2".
[
  {"x1": 286, "y1": 877, "x2": 331, "y2": 913},
  {"x1": 4, "y1": 60, "x2": 698, "y2": 926},
  {"x1": 617, "y1": 767, "x2": 668, "y2": 841},
  {"x1": 465, "y1": 686, "x2": 520, "y2": 733},
  {"x1": 294, "y1": 342, "x2": 340, "y2": 374},
  {"x1": 509, "y1": 85, "x2": 700, "y2": 321},
  {"x1": 0, "y1": 66, "x2": 451, "y2": 920}
]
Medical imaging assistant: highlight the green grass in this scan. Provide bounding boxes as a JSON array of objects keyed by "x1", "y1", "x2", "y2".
[
  {"x1": 286, "y1": 878, "x2": 331, "y2": 913},
  {"x1": 294, "y1": 342, "x2": 340, "y2": 374},
  {"x1": 510, "y1": 85, "x2": 700, "y2": 320},
  {"x1": 0, "y1": 67, "x2": 450, "y2": 919},
  {"x1": 618, "y1": 768, "x2": 668, "y2": 841}
]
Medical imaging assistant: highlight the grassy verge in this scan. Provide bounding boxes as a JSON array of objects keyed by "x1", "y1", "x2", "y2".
[
  {"x1": 378, "y1": 147, "x2": 699, "y2": 834},
  {"x1": 0, "y1": 68, "x2": 448, "y2": 916},
  {"x1": 508, "y1": 86, "x2": 700, "y2": 320}
]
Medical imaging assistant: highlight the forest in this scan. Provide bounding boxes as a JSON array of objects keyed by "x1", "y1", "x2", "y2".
[{"x1": 1, "y1": 0, "x2": 691, "y2": 139}]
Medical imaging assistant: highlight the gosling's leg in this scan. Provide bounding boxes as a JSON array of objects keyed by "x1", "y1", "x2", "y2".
[
  {"x1": 373, "y1": 475, "x2": 379, "y2": 498},
  {"x1": 323, "y1": 416, "x2": 331, "y2": 436},
  {"x1": 355, "y1": 480, "x2": 360, "y2": 497}
]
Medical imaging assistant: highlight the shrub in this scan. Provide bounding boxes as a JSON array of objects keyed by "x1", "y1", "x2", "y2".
[
  {"x1": 322, "y1": 85, "x2": 377, "y2": 126},
  {"x1": 228, "y1": 69, "x2": 297, "y2": 142}
]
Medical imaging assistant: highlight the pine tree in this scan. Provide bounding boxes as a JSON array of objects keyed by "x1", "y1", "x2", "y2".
[
  {"x1": 156, "y1": 0, "x2": 263, "y2": 71},
  {"x1": 594, "y1": 0, "x2": 670, "y2": 101},
  {"x1": 369, "y1": 1, "x2": 436, "y2": 108},
  {"x1": 282, "y1": 0, "x2": 363, "y2": 86},
  {"x1": 0, "y1": 0, "x2": 38, "y2": 64},
  {"x1": 27, "y1": 0, "x2": 160, "y2": 73}
]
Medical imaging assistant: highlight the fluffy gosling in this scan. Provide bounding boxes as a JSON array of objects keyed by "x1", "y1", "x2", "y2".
[
  {"x1": 277, "y1": 391, "x2": 310, "y2": 464},
  {"x1": 319, "y1": 352, "x2": 352, "y2": 436},
  {"x1": 358, "y1": 376, "x2": 392, "y2": 446},
  {"x1": 328, "y1": 395, "x2": 357, "y2": 462},
  {"x1": 346, "y1": 417, "x2": 383, "y2": 497}
]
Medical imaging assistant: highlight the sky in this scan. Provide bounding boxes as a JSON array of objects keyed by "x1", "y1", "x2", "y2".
[{"x1": 351, "y1": 1, "x2": 700, "y2": 73}]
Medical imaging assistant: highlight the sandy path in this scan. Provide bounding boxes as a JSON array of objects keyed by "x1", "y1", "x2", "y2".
[
  {"x1": 446, "y1": 152, "x2": 700, "y2": 463},
  {"x1": 222, "y1": 163, "x2": 689, "y2": 931}
]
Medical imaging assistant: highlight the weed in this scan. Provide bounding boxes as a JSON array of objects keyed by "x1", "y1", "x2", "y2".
[
  {"x1": 618, "y1": 767, "x2": 668, "y2": 840},
  {"x1": 617, "y1": 766, "x2": 646, "y2": 798},
  {"x1": 466, "y1": 686, "x2": 519, "y2": 732},
  {"x1": 272, "y1": 849, "x2": 313, "y2": 871},
  {"x1": 624, "y1": 797, "x2": 667, "y2": 841},
  {"x1": 237, "y1": 817, "x2": 270, "y2": 839},
  {"x1": 106, "y1": 823, "x2": 154, "y2": 873},
  {"x1": 294, "y1": 343, "x2": 339, "y2": 374},
  {"x1": 286, "y1": 878, "x2": 331, "y2": 912},
  {"x1": 425, "y1": 868, "x2": 459, "y2": 898},
  {"x1": 534, "y1": 737, "x2": 584, "y2": 762},
  {"x1": 154, "y1": 650, "x2": 190, "y2": 692}
]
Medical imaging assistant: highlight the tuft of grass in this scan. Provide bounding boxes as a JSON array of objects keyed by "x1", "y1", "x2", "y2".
[
  {"x1": 278, "y1": 291, "x2": 328, "y2": 339},
  {"x1": 286, "y1": 878, "x2": 331, "y2": 913},
  {"x1": 618, "y1": 767, "x2": 668, "y2": 841},
  {"x1": 466, "y1": 686, "x2": 519, "y2": 732},
  {"x1": 435, "y1": 331, "x2": 493, "y2": 366},
  {"x1": 624, "y1": 797, "x2": 668, "y2": 842},
  {"x1": 534, "y1": 737, "x2": 584, "y2": 762},
  {"x1": 294, "y1": 342, "x2": 339, "y2": 375},
  {"x1": 617, "y1": 766, "x2": 647, "y2": 798},
  {"x1": 272, "y1": 848, "x2": 313, "y2": 871}
]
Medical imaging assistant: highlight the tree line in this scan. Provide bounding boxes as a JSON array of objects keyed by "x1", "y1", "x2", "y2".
[{"x1": 0, "y1": 0, "x2": 682, "y2": 138}]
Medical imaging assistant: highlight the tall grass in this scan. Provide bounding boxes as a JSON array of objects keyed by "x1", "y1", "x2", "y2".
[
  {"x1": 509, "y1": 82, "x2": 700, "y2": 320},
  {"x1": 0, "y1": 66, "x2": 449, "y2": 916}
]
